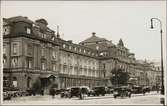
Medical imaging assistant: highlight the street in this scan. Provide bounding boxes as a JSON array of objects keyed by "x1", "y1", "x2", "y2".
[{"x1": 3, "y1": 91, "x2": 164, "y2": 105}]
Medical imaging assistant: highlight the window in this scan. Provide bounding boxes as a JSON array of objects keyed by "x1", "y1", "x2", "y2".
[
  {"x1": 3, "y1": 47, "x2": 6, "y2": 55},
  {"x1": 51, "y1": 36, "x2": 55, "y2": 41},
  {"x1": 28, "y1": 60, "x2": 32, "y2": 68},
  {"x1": 3, "y1": 57, "x2": 7, "y2": 65},
  {"x1": 27, "y1": 45, "x2": 33, "y2": 55},
  {"x1": 13, "y1": 77, "x2": 17, "y2": 87},
  {"x1": 103, "y1": 64, "x2": 105, "y2": 69},
  {"x1": 26, "y1": 27, "x2": 31, "y2": 34},
  {"x1": 74, "y1": 47, "x2": 77, "y2": 51},
  {"x1": 3, "y1": 26, "x2": 10, "y2": 35},
  {"x1": 84, "y1": 49, "x2": 86, "y2": 53},
  {"x1": 52, "y1": 51, "x2": 56, "y2": 59},
  {"x1": 63, "y1": 44, "x2": 66, "y2": 48},
  {"x1": 69, "y1": 46, "x2": 72, "y2": 50},
  {"x1": 53, "y1": 64, "x2": 56, "y2": 71},
  {"x1": 43, "y1": 34, "x2": 47, "y2": 38},
  {"x1": 27, "y1": 58, "x2": 32, "y2": 68},
  {"x1": 41, "y1": 49, "x2": 44, "y2": 56},
  {"x1": 96, "y1": 46, "x2": 99, "y2": 50},
  {"x1": 12, "y1": 58, "x2": 18, "y2": 68},
  {"x1": 13, "y1": 43, "x2": 17, "y2": 55},
  {"x1": 100, "y1": 52, "x2": 104, "y2": 56},
  {"x1": 41, "y1": 62, "x2": 45, "y2": 70}
]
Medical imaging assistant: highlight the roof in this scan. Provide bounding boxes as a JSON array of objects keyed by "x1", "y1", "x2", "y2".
[
  {"x1": 80, "y1": 33, "x2": 107, "y2": 43},
  {"x1": 5, "y1": 16, "x2": 34, "y2": 24}
]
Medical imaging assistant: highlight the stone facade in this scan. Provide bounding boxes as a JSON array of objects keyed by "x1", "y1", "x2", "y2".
[{"x1": 3, "y1": 16, "x2": 161, "y2": 93}]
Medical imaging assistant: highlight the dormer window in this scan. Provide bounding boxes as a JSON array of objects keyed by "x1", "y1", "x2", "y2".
[
  {"x1": 3, "y1": 26, "x2": 10, "y2": 35},
  {"x1": 63, "y1": 44, "x2": 66, "y2": 48},
  {"x1": 42, "y1": 33, "x2": 47, "y2": 38},
  {"x1": 69, "y1": 46, "x2": 72, "y2": 50},
  {"x1": 100, "y1": 52, "x2": 104, "y2": 56},
  {"x1": 51, "y1": 36, "x2": 55, "y2": 41},
  {"x1": 26, "y1": 27, "x2": 31, "y2": 34},
  {"x1": 96, "y1": 46, "x2": 99, "y2": 50},
  {"x1": 74, "y1": 47, "x2": 77, "y2": 51}
]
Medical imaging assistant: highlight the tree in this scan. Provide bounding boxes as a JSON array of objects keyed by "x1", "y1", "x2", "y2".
[{"x1": 110, "y1": 68, "x2": 130, "y2": 86}]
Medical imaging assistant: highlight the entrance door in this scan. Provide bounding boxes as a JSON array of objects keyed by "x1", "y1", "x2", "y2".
[{"x1": 40, "y1": 78, "x2": 50, "y2": 88}]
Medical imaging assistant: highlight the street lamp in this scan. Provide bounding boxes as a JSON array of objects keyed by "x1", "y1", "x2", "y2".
[{"x1": 150, "y1": 18, "x2": 164, "y2": 95}]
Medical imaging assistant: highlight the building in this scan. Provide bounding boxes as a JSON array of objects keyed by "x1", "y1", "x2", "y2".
[{"x1": 2, "y1": 16, "x2": 161, "y2": 94}]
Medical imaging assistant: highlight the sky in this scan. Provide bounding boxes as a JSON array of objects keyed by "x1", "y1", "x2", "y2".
[{"x1": 1, "y1": 1, "x2": 166, "y2": 62}]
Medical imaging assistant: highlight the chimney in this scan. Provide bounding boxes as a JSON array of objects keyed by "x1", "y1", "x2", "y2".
[
  {"x1": 57, "y1": 25, "x2": 60, "y2": 38},
  {"x1": 92, "y1": 32, "x2": 96, "y2": 36}
]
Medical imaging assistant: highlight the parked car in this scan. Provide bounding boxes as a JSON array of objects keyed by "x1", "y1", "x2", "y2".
[
  {"x1": 87, "y1": 89, "x2": 95, "y2": 96},
  {"x1": 113, "y1": 86, "x2": 131, "y2": 98},
  {"x1": 143, "y1": 86, "x2": 151, "y2": 93},
  {"x1": 132, "y1": 86, "x2": 145, "y2": 94},
  {"x1": 105, "y1": 86, "x2": 114, "y2": 94},
  {"x1": 92, "y1": 86, "x2": 106, "y2": 96},
  {"x1": 55, "y1": 89, "x2": 62, "y2": 95},
  {"x1": 70, "y1": 86, "x2": 89, "y2": 99},
  {"x1": 60, "y1": 88, "x2": 70, "y2": 98},
  {"x1": 3, "y1": 91, "x2": 11, "y2": 100},
  {"x1": 3, "y1": 86, "x2": 26, "y2": 100}
]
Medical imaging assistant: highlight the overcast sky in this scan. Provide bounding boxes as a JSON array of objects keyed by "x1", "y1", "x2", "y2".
[{"x1": 1, "y1": 1, "x2": 166, "y2": 62}]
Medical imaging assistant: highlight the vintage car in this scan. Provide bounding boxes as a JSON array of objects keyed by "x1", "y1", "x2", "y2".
[
  {"x1": 92, "y1": 86, "x2": 106, "y2": 96},
  {"x1": 3, "y1": 91, "x2": 11, "y2": 100},
  {"x1": 105, "y1": 86, "x2": 114, "y2": 94},
  {"x1": 3, "y1": 86, "x2": 26, "y2": 100},
  {"x1": 143, "y1": 86, "x2": 151, "y2": 93},
  {"x1": 132, "y1": 86, "x2": 146, "y2": 94},
  {"x1": 87, "y1": 89, "x2": 95, "y2": 97},
  {"x1": 113, "y1": 86, "x2": 131, "y2": 98},
  {"x1": 60, "y1": 88, "x2": 70, "y2": 98},
  {"x1": 69, "y1": 86, "x2": 89, "y2": 99}
]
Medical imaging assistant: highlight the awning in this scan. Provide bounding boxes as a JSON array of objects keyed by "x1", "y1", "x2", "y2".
[{"x1": 40, "y1": 74, "x2": 57, "y2": 78}]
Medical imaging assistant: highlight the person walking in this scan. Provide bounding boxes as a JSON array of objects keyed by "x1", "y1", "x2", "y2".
[{"x1": 49, "y1": 87, "x2": 56, "y2": 99}]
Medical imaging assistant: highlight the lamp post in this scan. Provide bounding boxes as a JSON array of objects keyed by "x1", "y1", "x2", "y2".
[{"x1": 150, "y1": 18, "x2": 164, "y2": 95}]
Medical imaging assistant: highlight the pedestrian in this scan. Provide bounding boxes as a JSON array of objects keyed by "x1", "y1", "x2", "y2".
[
  {"x1": 79, "y1": 88, "x2": 83, "y2": 100},
  {"x1": 157, "y1": 86, "x2": 159, "y2": 93},
  {"x1": 49, "y1": 87, "x2": 56, "y2": 99},
  {"x1": 40, "y1": 88, "x2": 44, "y2": 96}
]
